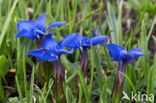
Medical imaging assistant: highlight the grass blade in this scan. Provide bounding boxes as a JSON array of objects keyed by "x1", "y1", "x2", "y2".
[
  {"x1": 29, "y1": 66, "x2": 35, "y2": 103},
  {"x1": 15, "y1": 75, "x2": 23, "y2": 103},
  {"x1": 78, "y1": 66, "x2": 91, "y2": 103},
  {"x1": 119, "y1": 72, "x2": 138, "y2": 103},
  {"x1": 23, "y1": 47, "x2": 28, "y2": 102},
  {"x1": 0, "y1": 77, "x2": 5, "y2": 102},
  {"x1": 0, "y1": 0, "x2": 18, "y2": 46}
]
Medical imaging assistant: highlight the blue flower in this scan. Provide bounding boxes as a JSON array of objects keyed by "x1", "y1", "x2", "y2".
[
  {"x1": 104, "y1": 43, "x2": 145, "y2": 64},
  {"x1": 27, "y1": 33, "x2": 73, "y2": 62},
  {"x1": 60, "y1": 29, "x2": 109, "y2": 49},
  {"x1": 15, "y1": 13, "x2": 65, "y2": 40}
]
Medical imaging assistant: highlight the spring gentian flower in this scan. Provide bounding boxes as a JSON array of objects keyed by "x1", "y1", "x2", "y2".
[
  {"x1": 26, "y1": 34, "x2": 73, "y2": 62},
  {"x1": 104, "y1": 43, "x2": 145, "y2": 103},
  {"x1": 61, "y1": 29, "x2": 109, "y2": 76},
  {"x1": 27, "y1": 33, "x2": 72, "y2": 103},
  {"x1": 15, "y1": 14, "x2": 65, "y2": 78},
  {"x1": 15, "y1": 13, "x2": 65, "y2": 40},
  {"x1": 15, "y1": 13, "x2": 65, "y2": 49},
  {"x1": 61, "y1": 30, "x2": 109, "y2": 95}
]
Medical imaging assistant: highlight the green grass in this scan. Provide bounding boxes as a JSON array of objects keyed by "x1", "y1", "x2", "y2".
[{"x1": 0, "y1": 0, "x2": 155, "y2": 103}]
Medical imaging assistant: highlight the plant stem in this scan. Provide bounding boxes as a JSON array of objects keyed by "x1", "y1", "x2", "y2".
[
  {"x1": 0, "y1": 77, "x2": 5, "y2": 103},
  {"x1": 79, "y1": 48, "x2": 89, "y2": 77},
  {"x1": 76, "y1": 48, "x2": 89, "y2": 100},
  {"x1": 112, "y1": 61, "x2": 127, "y2": 103},
  {"x1": 54, "y1": 57, "x2": 66, "y2": 103}
]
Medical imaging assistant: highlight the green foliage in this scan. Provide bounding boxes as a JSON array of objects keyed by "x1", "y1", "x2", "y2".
[
  {"x1": 0, "y1": 55, "x2": 9, "y2": 77},
  {"x1": 0, "y1": 0, "x2": 155, "y2": 103}
]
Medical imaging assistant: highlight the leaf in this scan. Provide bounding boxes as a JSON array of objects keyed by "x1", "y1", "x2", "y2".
[
  {"x1": 8, "y1": 97, "x2": 18, "y2": 103},
  {"x1": 0, "y1": 55, "x2": 9, "y2": 77},
  {"x1": 94, "y1": 49, "x2": 104, "y2": 90},
  {"x1": 15, "y1": 75, "x2": 23, "y2": 103},
  {"x1": 78, "y1": 66, "x2": 91, "y2": 103},
  {"x1": 65, "y1": 86, "x2": 76, "y2": 103},
  {"x1": 0, "y1": 0, "x2": 18, "y2": 46}
]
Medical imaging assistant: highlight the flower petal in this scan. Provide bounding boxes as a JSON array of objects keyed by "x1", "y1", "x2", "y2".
[
  {"x1": 35, "y1": 13, "x2": 47, "y2": 28},
  {"x1": 91, "y1": 36, "x2": 109, "y2": 46},
  {"x1": 17, "y1": 21, "x2": 35, "y2": 32},
  {"x1": 60, "y1": 33, "x2": 83, "y2": 49},
  {"x1": 128, "y1": 47, "x2": 142, "y2": 52},
  {"x1": 120, "y1": 51, "x2": 134, "y2": 63},
  {"x1": 128, "y1": 51, "x2": 145, "y2": 59},
  {"x1": 128, "y1": 47, "x2": 145, "y2": 58},
  {"x1": 54, "y1": 48, "x2": 74, "y2": 55},
  {"x1": 42, "y1": 34, "x2": 58, "y2": 50},
  {"x1": 27, "y1": 49, "x2": 57, "y2": 62},
  {"x1": 15, "y1": 29, "x2": 35, "y2": 40},
  {"x1": 93, "y1": 29, "x2": 98, "y2": 37},
  {"x1": 79, "y1": 37, "x2": 92, "y2": 48},
  {"x1": 104, "y1": 43, "x2": 126, "y2": 61},
  {"x1": 46, "y1": 21, "x2": 66, "y2": 31}
]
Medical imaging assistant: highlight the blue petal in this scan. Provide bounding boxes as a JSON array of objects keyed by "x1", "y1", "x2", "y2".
[
  {"x1": 27, "y1": 49, "x2": 57, "y2": 62},
  {"x1": 128, "y1": 51, "x2": 145, "y2": 59},
  {"x1": 59, "y1": 33, "x2": 77, "y2": 46},
  {"x1": 128, "y1": 47, "x2": 142, "y2": 52},
  {"x1": 93, "y1": 29, "x2": 98, "y2": 37},
  {"x1": 35, "y1": 29, "x2": 47, "y2": 36},
  {"x1": 35, "y1": 13, "x2": 47, "y2": 28},
  {"x1": 128, "y1": 47, "x2": 145, "y2": 58},
  {"x1": 104, "y1": 43, "x2": 126, "y2": 61},
  {"x1": 91, "y1": 36, "x2": 109, "y2": 46},
  {"x1": 60, "y1": 33, "x2": 83, "y2": 49},
  {"x1": 120, "y1": 51, "x2": 134, "y2": 64},
  {"x1": 17, "y1": 21, "x2": 35, "y2": 32},
  {"x1": 79, "y1": 37, "x2": 92, "y2": 48},
  {"x1": 42, "y1": 34, "x2": 58, "y2": 50},
  {"x1": 54, "y1": 48, "x2": 74, "y2": 55},
  {"x1": 46, "y1": 21, "x2": 66, "y2": 31},
  {"x1": 15, "y1": 29, "x2": 35, "y2": 40}
]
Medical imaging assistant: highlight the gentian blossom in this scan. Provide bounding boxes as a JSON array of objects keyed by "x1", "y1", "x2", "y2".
[
  {"x1": 104, "y1": 43, "x2": 145, "y2": 103},
  {"x1": 27, "y1": 33, "x2": 73, "y2": 103},
  {"x1": 15, "y1": 13, "x2": 65, "y2": 78},
  {"x1": 104, "y1": 43, "x2": 145, "y2": 64},
  {"x1": 61, "y1": 29, "x2": 109, "y2": 76},
  {"x1": 62, "y1": 29, "x2": 109, "y2": 50},
  {"x1": 60, "y1": 30, "x2": 109, "y2": 95},
  {"x1": 26, "y1": 33, "x2": 73, "y2": 62},
  {"x1": 15, "y1": 13, "x2": 65, "y2": 40}
]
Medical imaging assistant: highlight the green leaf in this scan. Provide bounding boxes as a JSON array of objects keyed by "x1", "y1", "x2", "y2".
[
  {"x1": 78, "y1": 66, "x2": 91, "y2": 103},
  {"x1": 15, "y1": 75, "x2": 23, "y2": 103},
  {"x1": 0, "y1": 55, "x2": 9, "y2": 77},
  {"x1": 8, "y1": 97, "x2": 18, "y2": 103},
  {"x1": 94, "y1": 49, "x2": 104, "y2": 90},
  {"x1": 65, "y1": 86, "x2": 76, "y2": 103},
  {"x1": 107, "y1": 2, "x2": 117, "y2": 44},
  {"x1": 0, "y1": 0, "x2": 18, "y2": 46}
]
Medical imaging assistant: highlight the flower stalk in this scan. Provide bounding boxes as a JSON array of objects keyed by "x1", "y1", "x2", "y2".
[
  {"x1": 54, "y1": 57, "x2": 66, "y2": 103},
  {"x1": 79, "y1": 48, "x2": 89, "y2": 77},
  {"x1": 104, "y1": 43, "x2": 145, "y2": 102},
  {"x1": 76, "y1": 48, "x2": 89, "y2": 96},
  {"x1": 112, "y1": 61, "x2": 127, "y2": 103}
]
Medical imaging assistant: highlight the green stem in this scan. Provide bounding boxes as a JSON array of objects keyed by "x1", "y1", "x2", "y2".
[
  {"x1": 75, "y1": 48, "x2": 89, "y2": 99},
  {"x1": 0, "y1": 77, "x2": 5, "y2": 102},
  {"x1": 79, "y1": 48, "x2": 89, "y2": 77},
  {"x1": 54, "y1": 57, "x2": 66, "y2": 103},
  {"x1": 112, "y1": 61, "x2": 127, "y2": 103}
]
